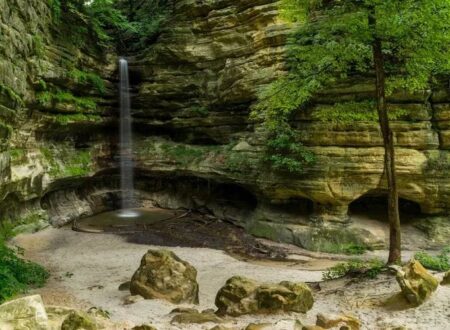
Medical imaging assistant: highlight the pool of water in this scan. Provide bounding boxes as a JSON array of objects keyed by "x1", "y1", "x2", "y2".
[{"x1": 74, "y1": 208, "x2": 184, "y2": 233}]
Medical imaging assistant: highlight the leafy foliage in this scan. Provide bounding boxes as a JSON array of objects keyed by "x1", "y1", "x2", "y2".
[
  {"x1": 312, "y1": 101, "x2": 408, "y2": 123},
  {"x1": 0, "y1": 242, "x2": 49, "y2": 303},
  {"x1": 0, "y1": 84, "x2": 24, "y2": 107},
  {"x1": 415, "y1": 247, "x2": 450, "y2": 271},
  {"x1": 265, "y1": 130, "x2": 315, "y2": 173},
  {"x1": 323, "y1": 258, "x2": 384, "y2": 280},
  {"x1": 48, "y1": 0, "x2": 170, "y2": 52},
  {"x1": 37, "y1": 90, "x2": 97, "y2": 112},
  {"x1": 69, "y1": 69, "x2": 106, "y2": 94},
  {"x1": 41, "y1": 147, "x2": 92, "y2": 177},
  {"x1": 253, "y1": 0, "x2": 450, "y2": 172}
]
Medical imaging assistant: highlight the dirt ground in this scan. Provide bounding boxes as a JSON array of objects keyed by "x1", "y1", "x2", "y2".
[{"x1": 12, "y1": 222, "x2": 450, "y2": 330}]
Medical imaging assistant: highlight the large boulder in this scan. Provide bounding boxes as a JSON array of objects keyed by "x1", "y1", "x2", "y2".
[
  {"x1": 396, "y1": 260, "x2": 439, "y2": 305},
  {"x1": 0, "y1": 295, "x2": 48, "y2": 330},
  {"x1": 130, "y1": 249, "x2": 199, "y2": 304},
  {"x1": 215, "y1": 276, "x2": 314, "y2": 316}
]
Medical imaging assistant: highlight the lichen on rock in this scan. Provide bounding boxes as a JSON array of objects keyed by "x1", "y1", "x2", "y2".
[
  {"x1": 395, "y1": 259, "x2": 439, "y2": 306},
  {"x1": 130, "y1": 249, "x2": 200, "y2": 304},
  {"x1": 215, "y1": 276, "x2": 314, "y2": 316}
]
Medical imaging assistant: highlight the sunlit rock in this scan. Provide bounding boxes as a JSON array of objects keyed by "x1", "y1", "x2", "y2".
[
  {"x1": 396, "y1": 260, "x2": 439, "y2": 306},
  {"x1": 130, "y1": 249, "x2": 199, "y2": 304},
  {"x1": 215, "y1": 276, "x2": 313, "y2": 316},
  {"x1": 0, "y1": 295, "x2": 48, "y2": 330}
]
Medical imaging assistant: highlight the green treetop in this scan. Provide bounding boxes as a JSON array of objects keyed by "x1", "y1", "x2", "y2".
[{"x1": 253, "y1": 0, "x2": 450, "y2": 263}]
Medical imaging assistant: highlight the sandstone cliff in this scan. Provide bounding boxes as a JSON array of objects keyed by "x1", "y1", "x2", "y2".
[{"x1": 0, "y1": 0, "x2": 449, "y2": 249}]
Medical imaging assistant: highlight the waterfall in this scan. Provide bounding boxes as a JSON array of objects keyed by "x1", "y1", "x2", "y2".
[{"x1": 119, "y1": 58, "x2": 136, "y2": 217}]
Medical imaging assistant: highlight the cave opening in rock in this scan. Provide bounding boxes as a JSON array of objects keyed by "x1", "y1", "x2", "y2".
[
  {"x1": 262, "y1": 197, "x2": 314, "y2": 224},
  {"x1": 348, "y1": 191, "x2": 423, "y2": 223}
]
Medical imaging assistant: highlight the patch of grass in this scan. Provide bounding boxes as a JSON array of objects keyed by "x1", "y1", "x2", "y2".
[
  {"x1": 323, "y1": 259, "x2": 385, "y2": 280},
  {"x1": 68, "y1": 69, "x2": 106, "y2": 94},
  {"x1": 32, "y1": 34, "x2": 45, "y2": 57},
  {"x1": 9, "y1": 148, "x2": 26, "y2": 162},
  {"x1": 224, "y1": 152, "x2": 255, "y2": 172},
  {"x1": 0, "y1": 222, "x2": 15, "y2": 242},
  {"x1": 160, "y1": 144, "x2": 205, "y2": 166},
  {"x1": 54, "y1": 114, "x2": 102, "y2": 125},
  {"x1": 41, "y1": 147, "x2": 92, "y2": 177},
  {"x1": 189, "y1": 106, "x2": 209, "y2": 117},
  {"x1": 0, "y1": 84, "x2": 24, "y2": 107},
  {"x1": 265, "y1": 130, "x2": 315, "y2": 173},
  {"x1": 313, "y1": 242, "x2": 370, "y2": 255},
  {"x1": 312, "y1": 101, "x2": 408, "y2": 123},
  {"x1": 0, "y1": 240, "x2": 49, "y2": 303},
  {"x1": 415, "y1": 247, "x2": 450, "y2": 271},
  {"x1": 0, "y1": 121, "x2": 12, "y2": 140},
  {"x1": 426, "y1": 153, "x2": 450, "y2": 172},
  {"x1": 36, "y1": 90, "x2": 97, "y2": 113}
]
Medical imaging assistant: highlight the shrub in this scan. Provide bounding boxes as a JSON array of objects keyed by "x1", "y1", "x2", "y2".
[
  {"x1": 322, "y1": 258, "x2": 384, "y2": 280},
  {"x1": 0, "y1": 241, "x2": 49, "y2": 303},
  {"x1": 414, "y1": 247, "x2": 450, "y2": 271},
  {"x1": 265, "y1": 129, "x2": 315, "y2": 173}
]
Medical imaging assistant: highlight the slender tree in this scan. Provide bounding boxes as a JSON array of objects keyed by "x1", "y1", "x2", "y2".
[{"x1": 254, "y1": 0, "x2": 450, "y2": 264}]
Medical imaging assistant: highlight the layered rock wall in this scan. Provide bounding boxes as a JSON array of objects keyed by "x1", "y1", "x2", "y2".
[{"x1": 0, "y1": 0, "x2": 449, "y2": 248}]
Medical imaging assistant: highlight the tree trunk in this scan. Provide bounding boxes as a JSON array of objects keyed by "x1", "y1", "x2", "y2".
[{"x1": 369, "y1": 12, "x2": 402, "y2": 264}]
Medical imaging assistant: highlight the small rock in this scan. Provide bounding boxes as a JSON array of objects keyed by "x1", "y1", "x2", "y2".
[
  {"x1": 170, "y1": 307, "x2": 199, "y2": 314},
  {"x1": 396, "y1": 260, "x2": 439, "y2": 305},
  {"x1": 132, "y1": 325, "x2": 158, "y2": 330},
  {"x1": 170, "y1": 309, "x2": 224, "y2": 324},
  {"x1": 119, "y1": 281, "x2": 131, "y2": 291},
  {"x1": 316, "y1": 312, "x2": 360, "y2": 330},
  {"x1": 232, "y1": 141, "x2": 252, "y2": 151},
  {"x1": 245, "y1": 323, "x2": 273, "y2": 330},
  {"x1": 61, "y1": 310, "x2": 97, "y2": 330},
  {"x1": 215, "y1": 276, "x2": 314, "y2": 316},
  {"x1": 0, "y1": 295, "x2": 48, "y2": 330},
  {"x1": 442, "y1": 271, "x2": 450, "y2": 285},
  {"x1": 302, "y1": 326, "x2": 325, "y2": 330},
  {"x1": 123, "y1": 295, "x2": 144, "y2": 305},
  {"x1": 202, "y1": 308, "x2": 216, "y2": 314},
  {"x1": 130, "y1": 249, "x2": 199, "y2": 304},
  {"x1": 210, "y1": 326, "x2": 238, "y2": 330}
]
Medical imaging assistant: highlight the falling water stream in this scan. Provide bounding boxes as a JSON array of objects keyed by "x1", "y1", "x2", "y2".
[{"x1": 119, "y1": 58, "x2": 137, "y2": 218}]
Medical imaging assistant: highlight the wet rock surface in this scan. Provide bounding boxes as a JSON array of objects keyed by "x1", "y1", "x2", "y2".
[
  {"x1": 130, "y1": 249, "x2": 200, "y2": 304},
  {"x1": 215, "y1": 276, "x2": 314, "y2": 316}
]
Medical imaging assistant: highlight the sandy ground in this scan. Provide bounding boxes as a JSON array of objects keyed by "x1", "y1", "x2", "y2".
[{"x1": 13, "y1": 228, "x2": 450, "y2": 330}]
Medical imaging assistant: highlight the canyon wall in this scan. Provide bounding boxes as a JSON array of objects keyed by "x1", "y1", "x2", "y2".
[{"x1": 0, "y1": 0, "x2": 449, "y2": 249}]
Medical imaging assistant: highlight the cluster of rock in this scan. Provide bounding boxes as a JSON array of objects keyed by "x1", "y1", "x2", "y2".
[
  {"x1": 3, "y1": 249, "x2": 448, "y2": 330},
  {"x1": 0, "y1": 295, "x2": 120, "y2": 330},
  {"x1": 128, "y1": 249, "x2": 315, "y2": 316}
]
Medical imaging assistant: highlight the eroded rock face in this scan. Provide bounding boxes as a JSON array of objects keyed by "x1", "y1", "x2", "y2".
[
  {"x1": 0, "y1": 0, "x2": 449, "y2": 251},
  {"x1": 215, "y1": 276, "x2": 314, "y2": 316},
  {"x1": 396, "y1": 260, "x2": 439, "y2": 306},
  {"x1": 442, "y1": 271, "x2": 450, "y2": 285},
  {"x1": 130, "y1": 249, "x2": 200, "y2": 304}
]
